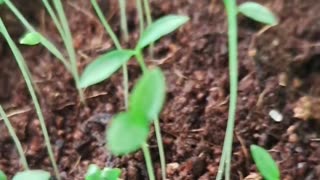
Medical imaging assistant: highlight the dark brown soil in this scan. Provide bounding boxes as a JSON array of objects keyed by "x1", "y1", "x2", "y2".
[{"x1": 1, "y1": 0, "x2": 320, "y2": 179}]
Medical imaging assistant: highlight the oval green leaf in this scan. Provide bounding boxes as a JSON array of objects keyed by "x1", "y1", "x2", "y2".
[
  {"x1": 0, "y1": 170, "x2": 7, "y2": 180},
  {"x1": 136, "y1": 15, "x2": 189, "y2": 50},
  {"x1": 238, "y1": 2, "x2": 278, "y2": 26},
  {"x1": 12, "y1": 170, "x2": 51, "y2": 180},
  {"x1": 85, "y1": 164, "x2": 101, "y2": 180},
  {"x1": 130, "y1": 68, "x2": 166, "y2": 121},
  {"x1": 19, "y1": 32, "x2": 41, "y2": 45},
  {"x1": 250, "y1": 145, "x2": 280, "y2": 180},
  {"x1": 101, "y1": 168, "x2": 121, "y2": 180},
  {"x1": 106, "y1": 112, "x2": 149, "y2": 155},
  {"x1": 79, "y1": 50, "x2": 134, "y2": 88}
]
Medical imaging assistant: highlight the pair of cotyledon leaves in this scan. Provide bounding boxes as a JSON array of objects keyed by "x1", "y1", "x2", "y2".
[
  {"x1": 85, "y1": 164, "x2": 121, "y2": 180},
  {"x1": 107, "y1": 68, "x2": 165, "y2": 155}
]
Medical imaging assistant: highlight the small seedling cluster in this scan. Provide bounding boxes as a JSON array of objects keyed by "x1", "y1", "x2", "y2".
[{"x1": 85, "y1": 164, "x2": 121, "y2": 180}]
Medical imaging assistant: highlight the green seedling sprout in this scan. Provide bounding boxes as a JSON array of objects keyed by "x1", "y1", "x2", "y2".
[
  {"x1": 216, "y1": 1, "x2": 278, "y2": 180},
  {"x1": 12, "y1": 170, "x2": 51, "y2": 180},
  {"x1": 0, "y1": 19, "x2": 60, "y2": 180},
  {"x1": 238, "y1": 2, "x2": 278, "y2": 26},
  {"x1": 85, "y1": 164, "x2": 121, "y2": 180},
  {"x1": 80, "y1": 14, "x2": 188, "y2": 180},
  {"x1": 119, "y1": 0, "x2": 129, "y2": 42},
  {"x1": 0, "y1": 170, "x2": 6, "y2": 180},
  {"x1": 2, "y1": 0, "x2": 85, "y2": 102},
  {"x1": 19, "y1": 32, "x2": 41, "y2": 45},
  {"x1": 107, "y1": 68, "x2": 166, "y2": 180},
  {"x1": 0, "y1": 105, "x2": 29, "y2": 170},
  {"x1": 250, "y1": 145, "x2": 280, "y2": 180}
]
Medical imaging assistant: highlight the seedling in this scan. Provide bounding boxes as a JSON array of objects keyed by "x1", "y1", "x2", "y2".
[
  {"x1": 216, "y1": 1, "x2": 278, "y2": 180},
  {"x1": 0, "y1": 170, "x2": 7, "y2": 180},
  {"x1": 1, "y1": 0, "x2": 85, "y2": 102},
  {"x1": 107, "y1": 68, "x2": 165, "y2": 180},
  {"x1": 0, "y1": 105, "x2": 29, "y2": 170},
  {"x1": 0, "y1": 19, "x2": 60, "y2": 180},
  {"x1": 119, "y1": 0, "x2": 129, "y2": 42},
  {"x1": 80, "y1": 14, "x2": 188, "y2": 180},
  {"x1": 85, "y1": 164, "x2": 121, "y2": 180},
  {"x1": 250, "y1": 145, "x2": 280, "y2": 180}
]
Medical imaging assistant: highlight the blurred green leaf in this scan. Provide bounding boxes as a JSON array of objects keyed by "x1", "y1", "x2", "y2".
[
  {"x1": 136, "y1": 15, "x2": 189, "y2": 50},
  {"x1": 238, "y1": 2, "x2": 278, "y2": 26},
  {"x1": 85, "y1": 164, "x2": 101, "y2": 180},
  {"x1": 0, "y1": 170, "x2": 7, "y2": 180},
  {"x1": 107, "y1": 112, "x2": 149, "y2": 155},
  {"x1": 130, "y1": 68, "x2": 166, "y2": 121},
  {"x1": 0, "y1": 0, "x2": 4, "y2": 5},
  {"x1": 101, "y1": 168, "x2": 121, "y2": 180},
  {"x1": 79, "y1": 50, "x2": 134, "y2": 88},
  {"x1": 12, "y1": 170, "x2": 51, "y2": 180},
  {"x1": 19, "y1": 32, "x2": 41, "y2": 45},
  {"x1": 250, "y1": 145, "x2": 280, "y2": 180}
]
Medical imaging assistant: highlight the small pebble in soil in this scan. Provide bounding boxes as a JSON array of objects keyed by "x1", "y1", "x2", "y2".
[{"x1": 269, "y1": 109, "x2": 283, "y2": 122}]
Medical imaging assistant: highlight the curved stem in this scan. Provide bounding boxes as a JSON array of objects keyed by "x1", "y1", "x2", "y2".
[
  {"x1": 0, "y1": 19, "x2": 60, "y2": 180},
  {"x1": 0, "y1": 105, "x2": 29, "y2": 170},
  {"x1": 142, "y1": 143, "x2": 155, "y2": 180},
  {"x1": 135, "y1": 51, "x2": 148, "y2": 73},
  {"x1": 90, "y1": 0, "x2": 121, "y2": 50},
  {"x1": 216, "y1": 0, "x2": 238, "y2": 179},
  {"x1": 154, "y1": 117, "x2": 166, "y2": 180}
]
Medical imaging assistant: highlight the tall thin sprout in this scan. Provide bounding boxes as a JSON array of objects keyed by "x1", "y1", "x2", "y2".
[
  {"x1": 52, "y1": 0, "x2": 85, "y2": 103},
  {"x1": 119, "y1": 0, "x2": 129, "y2": 42},
  {"x1": 90, "y1": 0, "x2": 129, "y2": 109},
  {"x1": 0, "y1": 19, "x2": 61, "y2": 180},
  {"x1": 0, "y1": 105, "x2": 29, "y2": 170},
  {"x1": 215, "y1": 0, "x2": 238, "y2": 179}
]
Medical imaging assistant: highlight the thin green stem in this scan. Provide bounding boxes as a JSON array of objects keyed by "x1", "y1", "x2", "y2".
[
  {"x1": 154, "y1": 117, "x2": 166, "y2": 180},
  {"x1": 216, "y1": 0, "x2": 238, "y2": 179},
  {"x1": 119, "y1": 0, "x2": 129, "y2": 42},
  {"x1": 135, "y1": 51, "x2": 148, "y2": 73},
  {"x1": 136, "y1": 0, "x2": 144, "y2": 37},
  {"x1": 42, "y1": 0, "x2": 65, "y2": 39},
  {"x1": 0, "y1": 105, "x2": 29, "y2": 170},
  {"x1": 142, "y1": 143, "x2": 155, "y2": 180},
  {"x1": 0, "y1": 18, "x2": 60, "y2": 180},
  {"x1": 142, "y1": 0, "x2": 154, "y2": 58},
  {"x1": 90, "y1": 0, "x2": 129, "y2": 109},
  {"x1": 52, "y1": 0, "x2": 85, "y2": 103},
  {"x1": 91, "y1": 0, "x2": 121, "y2": 49},
  {"x1": 3, "y1": 0, "x2": 70, "y2": 71}
]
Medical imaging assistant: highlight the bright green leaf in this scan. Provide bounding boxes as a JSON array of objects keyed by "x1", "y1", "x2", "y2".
[
  {"x1": 250, "y1": 145, "x2": 280, "y2": 180},
  {"x1": 12, "y1": 170, "x2": 51, "y2": 180},
  {"x1": 136, "y1": 15, "x2": 189, "y2": 50},
  {"x1": 79, "y1": 50, "x2": 134, "y2": 88},
  {"x1": 238, "y1": 2, "x2": 278, "y2": 26},
  {"x1": 101, "y1": 168, "x2": 121, "y2": 180},
  {"x1": 19, "y1": 32, "x2": 41, "y2": 45},
  {"x1": 130, "y1": 68, "x2": 166, "y2": 121},
  {"x1": 85, "y1": 164, "x2": 101, "y2": 180},
  {"x1": 0, "y1": 0, "x2": 4, "y2": 5},
  {"x1": 0, "y1": 170, "x2": 7, "y2": 180},
  {"x1": 107, "y1": 112, "x2": 149, "y2": 155}
]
